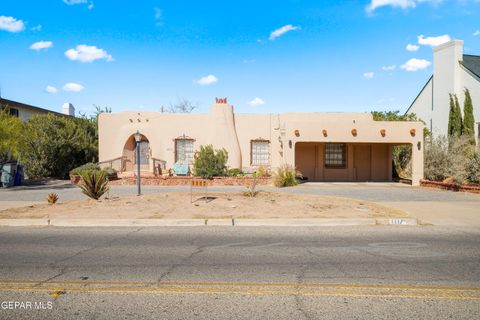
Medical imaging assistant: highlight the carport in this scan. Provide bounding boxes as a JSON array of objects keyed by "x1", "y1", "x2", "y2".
[{"x1": 295, "y1": 142, "x2": 406, "y2": 182}]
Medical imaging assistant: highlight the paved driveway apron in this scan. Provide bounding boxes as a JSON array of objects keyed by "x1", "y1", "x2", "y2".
[{"x1": 284, "y1": 182, "x2": 480, "y2": 227}]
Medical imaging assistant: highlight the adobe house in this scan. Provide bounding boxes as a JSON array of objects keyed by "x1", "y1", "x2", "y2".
[{"x1": 98, "y1": 98, "x2": 424, "y2": 185}]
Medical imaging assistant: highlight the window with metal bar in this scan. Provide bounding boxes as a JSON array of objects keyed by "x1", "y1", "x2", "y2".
[
  {"x1": 175, "y1": 139, "x2": 194, "y2": 163},
  {"x1": 325, "y1": 143, "x2": 347, "y2": 169},
  {"x1": 251, "y1": 140, "x2": 270, "y2": 166}
]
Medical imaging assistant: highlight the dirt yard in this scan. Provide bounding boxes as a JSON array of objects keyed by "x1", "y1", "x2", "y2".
[{"x1": 0, "y1": 191, "x2": 407, "y2": 219}]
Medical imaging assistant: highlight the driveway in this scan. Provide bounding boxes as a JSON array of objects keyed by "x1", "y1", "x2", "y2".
[
  {"x1": 0, "y1": 181, "x2": 479, "y2": 226},
  {"x1": 288, "y1": 182, "x2": 480, "y2": 226}
]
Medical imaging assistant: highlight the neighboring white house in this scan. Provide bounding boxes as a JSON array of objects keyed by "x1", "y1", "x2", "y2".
[
  {"x1": 406, "y1": 40, "x2": 480, "y2": 143},
  {"x1": 0, "y1": 98, "x2": 75, "y2": 121}
]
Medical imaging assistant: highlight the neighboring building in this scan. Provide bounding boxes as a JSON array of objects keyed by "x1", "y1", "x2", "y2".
[
  {"x1": 406, "y1": 40, "x2": 480, "y2": 142},
  {"x1": 0, "y1": 98, "x2": 75, "y2": 121},
  {"x1": 99, "y1": 98, "x2": 424, "y2": 185}
]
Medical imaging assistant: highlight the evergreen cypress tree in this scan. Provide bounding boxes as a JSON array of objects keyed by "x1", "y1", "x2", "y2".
[
  {"x1": 463, "y1": 88, "x2": 475, "y2": 144},
  {"x1": 448, "y1": 94, "x2": 456, "y2": 137},
  {"x1": 452, "y1": 94, "x2": 463, "y2": 137}
]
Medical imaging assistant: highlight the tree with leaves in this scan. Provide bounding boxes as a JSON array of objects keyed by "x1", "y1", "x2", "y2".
[
  {"x1": 371, "y1": 110, "x2": 419, "y2": 122},
  {"x1": 18, "y1": 114, "x2": 98, "y2": 179},
  {"x1": 462, "y1": 88, "x2": 475, "y2": 144},
  {"x1": 0, "y1": 107, "x2": 24, "y2": 162},
  {"x1": 193, "y1": 145, "x2": 228, "y2": 178},
  {"x1": 448, "y1": 93, "x2": 463, "y2": 137}
]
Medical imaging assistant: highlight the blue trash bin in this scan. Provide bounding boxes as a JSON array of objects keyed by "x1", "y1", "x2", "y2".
[{"x1": 14, "y1": 165, "x2": 23, "y2": 186}]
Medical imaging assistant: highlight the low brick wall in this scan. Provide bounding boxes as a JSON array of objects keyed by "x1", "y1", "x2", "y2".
[
  {"x1": 420, "y1": 179, "x2": 480, "y2": 194},
  {"x1": 109, "y1": 176, "x2": 272, "y2": 186}
]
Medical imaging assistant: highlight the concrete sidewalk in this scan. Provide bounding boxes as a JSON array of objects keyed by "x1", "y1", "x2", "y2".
[{"x1": 0, "y1": 217, "x2": 418, "y2": 227}]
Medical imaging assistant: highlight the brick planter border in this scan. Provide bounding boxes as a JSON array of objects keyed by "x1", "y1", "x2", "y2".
[
  {"x1": 109, "y1": 176, "x2": 272, "y2": 186},
  {"x1": 420, "y1": 179, "x2": 480, "y2": 194}
]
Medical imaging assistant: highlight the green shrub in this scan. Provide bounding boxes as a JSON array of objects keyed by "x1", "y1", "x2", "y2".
[
  {"x1": 79, "y1": 170, "x2": 109, "y2": 200},
  {"x1": 256, "y1": 166, "x2": 268, "y2": 177},
  {"x1": 70, "y1": 163, "x2": 100, "y2": 176},
  {"x1": 424, "y1": 136, "x2": 474, "y2": 183},
  {"x1": 466, "y1": 151, "x2": 480, "y2": 184},
  {"x1": 227, "y1": 168, "x2": 243, "y2": 177},
  {"x1": 272, "y1": 164, "x2": 299, "y2": 187},
  {"x1": 102, "y1": 166, "x2": 118, "y2": 178},
  {"x1": 193, "y1": 145, "x2": 228, "y2": 179},
  {"x1": 19, "y1": 113, "x2": 98, "y2": 179}
]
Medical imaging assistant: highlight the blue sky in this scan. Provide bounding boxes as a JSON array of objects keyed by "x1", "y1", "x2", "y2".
[{"x1": 1, "y1": 0, "x2": 479, "y2": 116}]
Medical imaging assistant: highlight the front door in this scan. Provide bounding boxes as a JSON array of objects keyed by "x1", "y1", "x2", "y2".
[
  {"x1": 136, "y1": 141, "x2": 150, "y2": 171},
  {"x1": 354, "y1": 145, "x2": 371, "y2": 181}
]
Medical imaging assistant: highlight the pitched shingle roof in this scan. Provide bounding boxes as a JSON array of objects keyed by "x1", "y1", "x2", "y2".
[
  {"x1": 462, "y1": 54, "x2": 480, "y2": 79},
  {"x1": 0, "y1": 98, "x2": 68, "y2": 117}
]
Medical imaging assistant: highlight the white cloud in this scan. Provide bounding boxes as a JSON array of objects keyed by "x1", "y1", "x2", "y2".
[
  {"x1": 417, "y1": 34, "x2": 451, "y2": 47},
  {"x1": 249, "y1": 97, "x2": 265, "y2": 107},
  {"x1": 366, "y1": 0, "x2": 439, "y2": 13},
  {"x1": 400, "y1": 58, "x2": 431, "y2": 72},
  {"x1": 196, "y1": 74, "x2": 218, "y2": 86},
  {"x1": 269, "y1": 24, "x2": 300, "y2": 40},
  {"x1": 0, "y1": 16, "x2": 25, "y2": 32},
  {"x1": 63, "y1": 0, "x2": 87, "y2": 5},
  {"x1": 45, "y1": 85, "x2": 58, "y2": 94},
  {"x1": 31, "y1": 24, "x2": 42, "y2": 31},
  {"x1": 154, "y1": 7, "x2": 162, "y2": 26},
  {"x1": 382, "y1": 65, "x2": 396, "y2": 71},
  {"x1": 63, "y1": 82, "x2": 84, "y2": 92},
  {"x1": 473, "y1": 30, "x2": 480, "y2": 36},
  {"x1": 63, "y1": 0, "x2": 94, "y2": 9},
  {"x1": 363, "y1": 72, "x2": 375, "y2": 79},
  {"x1": 243, "y1": 59, "x2": 256, "y2": 64},
  {"x1": 29, "y1": 41, "x2": 53, "y2": 51},
  {"x1": 65, "y1": 45, "x2": 113, "y2": 63},
  {"x1": 406, "y1": 44, "x2": 419, "y2": 51}
]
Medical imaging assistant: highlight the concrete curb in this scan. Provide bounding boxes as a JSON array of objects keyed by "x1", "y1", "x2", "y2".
[
  {"x1": 0, "y1": 219, "x2": 50, "y2": 226},
  {"x1": 0, "y1": 218, "x2": 417, "y2": 227}
]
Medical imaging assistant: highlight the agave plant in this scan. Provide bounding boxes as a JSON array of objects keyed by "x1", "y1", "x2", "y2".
[
  {"x1": 47, "y1": 193, "x2": 59, "y2": 204},
  {"x1": 79, "y1": 170, "x2": 109, "y2": 200}
]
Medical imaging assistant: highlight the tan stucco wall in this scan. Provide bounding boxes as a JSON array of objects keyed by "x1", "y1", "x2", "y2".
[{"x1": 99, "y1": 100, "x2": 424, "y2": 185}]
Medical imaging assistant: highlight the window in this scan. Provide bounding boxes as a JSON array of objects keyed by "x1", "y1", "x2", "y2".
[
  {"x1": 251, "y1": 140, "x2": 270, "y2": 166},
  {"x1": 325, "y1": 143, "x2": 347, "y2": 169},
  {"x1": 175, "y1": 139, "x2": 194, "y2": 163},
  {"x1": 9, "y1": 108, "x2": 19, "y2": 117}
]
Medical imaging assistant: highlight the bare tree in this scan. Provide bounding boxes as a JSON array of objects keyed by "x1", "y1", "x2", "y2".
[{"x1": 166, "y1": 99, "x2": 197, "y2": 113}]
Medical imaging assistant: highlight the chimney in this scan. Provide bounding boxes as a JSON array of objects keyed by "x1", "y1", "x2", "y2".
[
  {"x1": 62, "y1": 102, "x2": 75, "y2": 117},
  {"x1": 433, "y1": 40, "x2": 464, "y2": 97}
]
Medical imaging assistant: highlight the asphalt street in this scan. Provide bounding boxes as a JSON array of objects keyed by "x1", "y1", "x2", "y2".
[{"x1": 0, "y1": 226, "x2": 479, "y2": 319}]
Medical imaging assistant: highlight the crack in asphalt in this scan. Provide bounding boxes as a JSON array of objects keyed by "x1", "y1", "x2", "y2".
[
  {"x1": 294, "y1": 264, "x2": 313, "y2": 320},
  {"x1": 157, "y1": 237, "x2": 205, "y2": 283},
  {"x1": 39, "y1": 227, "x2": 144, "y2": 285}
]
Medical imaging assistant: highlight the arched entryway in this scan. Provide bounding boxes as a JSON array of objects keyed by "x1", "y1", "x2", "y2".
[{"x1": 122, "y1": 134, "x2": 150, "y2": 172}]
